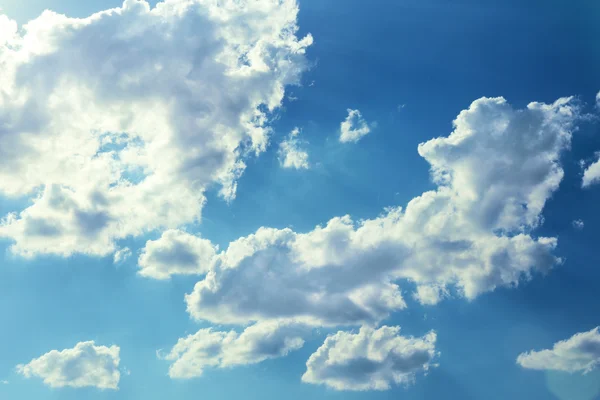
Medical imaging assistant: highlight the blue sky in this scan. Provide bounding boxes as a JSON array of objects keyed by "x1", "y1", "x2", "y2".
[{"x1": 0, "y1": 0, "x2": 599, "y2": 399}]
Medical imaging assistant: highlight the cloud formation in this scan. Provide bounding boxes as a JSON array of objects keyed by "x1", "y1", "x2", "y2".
[
  {"x1": 278, "y1": 127, "x2": 309, "y2": 169},
  {"x1": 340, "y1": 109, "x2": 371, "y2": 143},
  {"x1": 517, "y1": 327, "x2": 600, "y2": 373},
  {"x1": 138, "y1": 229, "x2": 217, "y2": 280},
  {"x1": 16, "y1": 341, "x2": 121, "y2": 390},
  {"x1": 0, "y1": 0, "x2": 311, "y2": 257},
  {"x1": 180, "y1": 96, "x2": 577, "y2": 328},
  {"x1": 113, "y1": 247, "x2": 132, "y2": 264},
  {"x1": 135, "y1": 95, "x2": 580, "y2": 387},
  {"x1": 302, "y1": 326, "x2": 437, "y2": 391},
  {"x1": 162, "y1": 321, "x2": 306, "y2": 378}
]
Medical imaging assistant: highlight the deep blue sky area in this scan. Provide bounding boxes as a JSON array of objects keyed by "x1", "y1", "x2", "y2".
[{"x1": 0, "y1": 0, "x2": 599, "y2": 399}]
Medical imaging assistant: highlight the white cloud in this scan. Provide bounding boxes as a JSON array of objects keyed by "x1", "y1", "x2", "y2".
[
  {"x1": 138, "y1": 229, "x2": 217, "y2": 280},
  {"x1": 302, "y1": 326, "x2": 437, "y2": 391},
  {"x1": 582, "y1": 153, "x2": 600, "y2": 187},
  {"x1": 183, "y1": 96, "x2": 578, "y2": 327},
  {"x1": 16, "y1": 341, "x2": 121, "y2": 390},
  {"x1": 0, "y1": 0, "x2": 312, "y2": 258},
  {"x1": 517, "y1": 327, "x2": 600, "y2": 373},
  {"x1": 278, "y1": 127, "x2": 309, "y2": 169},
  {"x1": 596, "y1": 91, "x2": 600, "y2": 108},
  {"x1": 0, "y1": 380, "x2": 8, "y2": 385},
  {"x1": 113, "y1": 247, "x2": 132, "y2": 264},
  {"x1": 572, "y1": 219, "x2": 584, "y2": 230},
  {"x1": 162, "y1": 321, "x2": 306, "y2": 379},
  {"x1": 339, "y1": 109, "x2": 371, "y2": 143}
]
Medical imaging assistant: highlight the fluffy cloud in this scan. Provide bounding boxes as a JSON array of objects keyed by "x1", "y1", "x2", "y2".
[
  {"x1": 16, "y1": 341, "x2": 121, "y2": 390},
  {"x1": 162, "y1": 321, "x2": 306, "y2": 378},
  {"x1": 181, "y1": 96, "x2": 578, "y2": 327},
  {"x1": 582, "y1": 153, "x2": 600, "y2": 187},
  {"x1": 138, "y1": 229, "x2": 217, "y2": 279},
  {"x1": 339, "y1": 109, "x2": 371, "y2": 143},
  {"x1": 596, "y1": 91, "x2": 600, "y2": 108},
  {"x1": 0, "y1": 0, "x2": 312, "y2": 257},
  {"x1": 302, "y1": 326, "x2": 437, "y2": 391},
  {"x1": 517, "y1": 327, "x2": 600, "y2": 373},
  {"x1": 278, "y1": 127, "x2": 309, "y2": 169}
]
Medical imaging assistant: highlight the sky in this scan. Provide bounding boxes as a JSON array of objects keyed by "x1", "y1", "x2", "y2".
[{"x1": 0, "y1": 0, "x2": 600, "y2": 399}]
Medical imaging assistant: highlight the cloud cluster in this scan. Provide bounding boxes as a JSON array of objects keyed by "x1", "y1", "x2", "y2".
[
  {"x1": 278, "y1": 127, "x2": 309, "y2": 169},
  {"x1": 147, "y1": 95, "x2": 578, "y2": 387},
  {"x1": 302, "y1": 326, "x2": 438, "y2": 391},
  {"x1": 339, "y1": 109, "x2": 371, "y2": 143},
  {"x1": 0, "y1": 0, "x2": 312, "y2": 257},
  {"x1": 162, "y1": 321, "x2": 306, "y2": 378},
  {"x1": 17, "y1": 341, "x2": 121, "y2": 390},
  {"x1": 178, "y1": 96, "x2": 577, "y2": 327},
  {"x1": 517, "y1": 327, "x2": 600, "y2": 373}
]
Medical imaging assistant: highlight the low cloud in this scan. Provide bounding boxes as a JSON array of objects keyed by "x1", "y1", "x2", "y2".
[
  {"x1": 302, "y1": 326, "x2": 438, "y2": 391},
  {"x1": 138, "y1": 229, "x2": 217, "y2": 280},
  {"x1": 17, "y1": 341, "x2": 121, "y2": 390},
  {"x1": 0, "y1": 0, "x2": 312, "y2": 257},
  {"x1": 278, "y1": 127, "x2": 310, "y2": 169},
  {"x1": 517, "y1": 327, "x2": 600, "y2": 373},
  {"x1": 163, "y1": 321, "x2": 306, "y2": 378},
  {"x1": 340, "y1": 109, "x2": 372, "y2": 143}
]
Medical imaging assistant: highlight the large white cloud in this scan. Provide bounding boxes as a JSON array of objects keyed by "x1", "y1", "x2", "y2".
[
  {"x1": 302, "y1": 326, "x2": 437, "y2": 391},
  {"x1": 178, "y1": 96, "x2": 577, "y2": 327},
  {"x1": 0, "y1": 0, "x2": 312, "y2": 257},
  {"x1": 162, "y1": 321, "x2": 306, "y2": 378},
  {"x1": 517, "y1": 327, "x2": 600, "y2": 373},
  {"x1": 138, "y1": 229, "x2": 217, "y2": 279},
  {"x1": 278, "y1": 127, "x2": 309, "y2": 169},
  {"x1": 339, "y1": 109, "x2": 371, "y2": 143},
  {"x1": 16, "y1": 341, "x2": 121, "y2": 390}
]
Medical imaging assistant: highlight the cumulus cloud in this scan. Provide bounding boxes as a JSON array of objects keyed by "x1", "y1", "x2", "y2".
[
  {"x1": 517, "y1": 327, "x2": 600, "y2": 373},
  {"x1": 582, "y1": 153, "x2": 600, "y2": 187},
  {"x1": 339, "y1": 109, "x2": 371, "y2": 143},
  {"x1": 162, "y1": 321, "x2": 306, "y2": 378},
  {"x1": 138, "y1": 229, "x2": 217, "y2": 280},
  {"x1": 0, "y1": 0, "x2": 312, "y2": 258},
  {"x1": 278, "y1": 127, "x2": 309, "y2": 169},
  {"x1": 16, "y1": 341, "x2": 121, "y2": 390},
  {"x1": 596, "y1": 91, "x2": 600, "y2": 108},
  {"x1": 302, "y1": 326, "x2": 437, "y2": 391},
  {"x1": 182, "y1": 96, "x2": 578, "y2": 327}
]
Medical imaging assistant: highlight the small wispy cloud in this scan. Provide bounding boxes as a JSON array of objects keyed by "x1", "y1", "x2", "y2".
[
  {"x1": 572, "y1": 219, "x2": 584, "y2": 230},
  {"x1": 339, "y1": 109, "x2": 372, "y2": 143},
  {"x1": 278, "y1": 128, "x2": 310, "y2": 170},
  {"x1": 113, "y1": 247, "x2": 132, "y2": 264}
]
